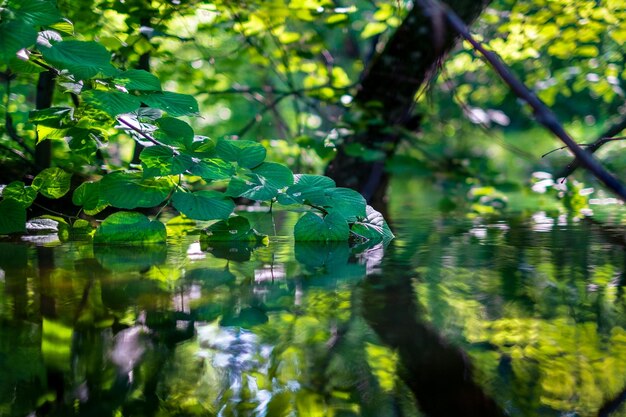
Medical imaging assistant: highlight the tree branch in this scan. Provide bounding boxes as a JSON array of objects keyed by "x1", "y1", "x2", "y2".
[
  {"x1": 558, "y1": 115, "x2": 626, "y2": 179},
  {"x1": 422, "y1": 0, "x2": 626, "y2": 200}
]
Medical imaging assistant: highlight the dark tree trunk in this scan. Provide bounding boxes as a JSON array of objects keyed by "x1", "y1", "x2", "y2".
[
  {"x1": 325, "y1": 0, "x2": 491, "y2": 204},
  {"x1": 132, "y1": 16, "x2": 153, "y2": 165},
  {"x1": 34, "y1": 70, "x2": 56, "y2": 170}
]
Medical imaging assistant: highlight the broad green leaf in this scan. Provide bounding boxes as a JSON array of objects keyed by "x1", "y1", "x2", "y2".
[
  {"x1": 294, "y1": 212, "x2": 350, "y2": 241},
  {"x1": 202, "y1": 215, "x2": 266, "y2": 242},
  {"x1": 94, "y1": 212, "x2": 166, "y2": 245},
  {"x1": 41, "y1": 40, "x2": 116, "y2": 79},
  {"x1": 83, "y1": 90, "x2": 140, "y2": 116},
  {"x1": 189, "y1": 136, "x2": 216, "y2": 155},
  {"x1": 2, "y1": 181, "x2": 37, "y2": 208},
  {"x1": 48, "y1": 19, "x2": 74, "y2": 36},
  {"x1": 9, "y1": 0, "x2": 62, "y2": 25},
  {"x1": 172, "y1": 190, "x2": 235, "y2": 221},
  {"x1": 32, "y1": 167, "x2": 72, "y2": 199},
  {"x1": 277, "y1": 174, "x2": 335, "y2": 205},
  {"x1": 226, "y1": 162, "x2": 293, "y2": 201},
  {"x1": 67, "y1": 128, "x2": 98, "y2": 162},
  {"x1": 154, "y1": 117, "x2": 194, "y2": 149},
  {"x1": 0, "y1": 21, "x2": 38, "y2": 62},
  {"x1": 72, "y1": 181, "x2": 108, "y2": 215},
  {"x1": 0, "y1": 199, "x2": 27, "y2": 235},
  {"x1": 100, "y1": 171, "x2": 172, "y2": 209},
  {"x1": 189, "y1": 158, "x2": 235, "y2": 181},
  {"x1": 140, "y1": 92, "x2": 199, "y2": 116},
  {"x1": 216, "y1": 139, "x2": 266, "y2": 168},
  {"x1": 320, "y1": 188, "x2": 366, "y2": 222},
  {"x1": 140, "y1": 146, "x2": 194, "y2": 177},
  {"x1": 115, "y1": 69, "x2": 161, "y2": 91},
  {"x1": 351, "y1": 205, "x2": 394, "y2": 243},
  {"x1": 29, "y1": 107, "x2": 73, "y2": 127}
]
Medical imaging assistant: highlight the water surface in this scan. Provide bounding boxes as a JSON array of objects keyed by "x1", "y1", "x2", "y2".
[{"x1": 2, "y1": 183, "x2": 626, "y2": 417}]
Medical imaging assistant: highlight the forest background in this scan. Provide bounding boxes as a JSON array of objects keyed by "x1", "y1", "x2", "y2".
[{"x1": 1, "y1": 0, "x2": 625, "y2": 239}]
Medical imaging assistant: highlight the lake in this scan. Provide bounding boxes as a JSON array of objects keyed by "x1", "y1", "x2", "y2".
[{"x1": 2, "y1": 179, "x2": 626, "y2": 417}]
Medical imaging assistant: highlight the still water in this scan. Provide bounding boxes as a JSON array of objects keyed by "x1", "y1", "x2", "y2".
[{"x1": 2, "y1": 181, "x2": 626, "y2": 417}]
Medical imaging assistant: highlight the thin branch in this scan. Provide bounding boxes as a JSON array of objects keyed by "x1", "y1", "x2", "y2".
[
  {"x1": 421, "y1": 0, "x2": 626, "y2": 200},
  {"x1": 116, "y1": 116, "x2": 170, "y2": 149},
  {"x1": 235, "y1": 94, "x2": 290, "y2": 138},
  {"x1": 558, "y1": 115, "x2": 626, "y2": 179}
]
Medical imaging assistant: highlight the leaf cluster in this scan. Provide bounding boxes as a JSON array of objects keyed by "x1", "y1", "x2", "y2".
[{"x1": 0, "y1": 0, "x2": 393, "y2": 245}]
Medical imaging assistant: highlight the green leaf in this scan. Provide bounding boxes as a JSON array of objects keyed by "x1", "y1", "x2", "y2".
[
  {"x1": 41, "y1": 40, "x2": 116, "y2": 79},
  {"x1": 216, "y1": 139, "x2": 266, "y2": 168},
  {"x1": 94, "y1": 212, "x2": 166, "y2": 245},
  {"x1": 172, "y1": 190, "x2": 235, "y2": 221},
  {"x1": 32, "y1": 167, "x2": 72, "y2": 199},
  {"x1": 72, "y1": 181, "x2": 108, "y2": 215},
  {"x1": 189, "y1": 158, "x2": 236, "y2": 181},
  {"x1": 294, "y1": 212, "x2": 350, "y2": 241},
  {"x1": 154, "y1": 117, "x2": 194, "y2": 149},
  {"x1": 67, "y1": 128, "x2": 98, "y2": 162},
  {"x1": 351, "y1": 205, "x2": 394, "y2": 243},
  {"x1": 100, "y1": 171, "x2": 172, "y2": 209},
  {"x1": 2, "y1": 181, "x2": 37, "y2": 208},
  {"x1": 202, "y1": 215, "x2": 266, "y2": 242},
  {"x1": 140, "y1": 146, "x2": 194, "y2": 177},
  {"x1": 115, "y1": 69, "x2": 161, "y2": 91},
  {"x1": 226, "y1": 162, "x2": 293, "y2": 201},
  {"x1": 0, "y1": 21, "x2": 38, "y2": 62},
  {"x1": 29, "y1": 107, "x2": 74, "y2": 128},
  {"x1": 82, "y1": 90, "x2": 140, "y2": 116},
  {"x1": 9, "y1": 0, "x2": 62, "y2": 26},
  {"x1": 140, "y1": 92, "x2": 199, "y2": 116},
  {"x1": 0, "y1": 199, "x2": 27, "y2": 235},
  {"x1": 277, "y1": 174, "x2": 335, "y2": 205},
  {"x1": 320, "y1": 188, "x2": 366, "y2": 222}
]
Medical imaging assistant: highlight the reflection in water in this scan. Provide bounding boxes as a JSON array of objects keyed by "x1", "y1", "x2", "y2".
[{"x1": 3, "y1": 206, "x2": 626, "y2": 416}]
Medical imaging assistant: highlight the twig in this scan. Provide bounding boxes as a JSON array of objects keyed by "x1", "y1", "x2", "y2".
[
  {"x1": 116, "y1": 116, "x2": 171, "y2": 149},
  {"x1": 421, "y1": 0, "x2": 626, "y2": 200},
  {"x1": 558, "y1": 114, "x2": 626, "y2": 178},
  {"x1": 543, "y1": 137, "x2": 626, "y2": 159}
]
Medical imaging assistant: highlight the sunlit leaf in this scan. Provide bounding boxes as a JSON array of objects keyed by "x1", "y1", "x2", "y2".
[
  {"x1": 100, "y1": 171, "x2": 172, "y2": 209},
  {"x1": 189, "y1": 158, "x2": 235, "y2": 181},
  {"x1": 115, "y1": 69, "x2": 162, "y2": 91},
  {"x1": 154, "y1": 117, "x2": 194, "y2": 149},
  {"x1": 226, "y1": 162, "x2": 293, "y2": 201},
  {"x1": 140, "y1": 146, "x2": 194, "y2": 177},
  {"x1": 216, "y1": 139, "x2": 266, "y2": 168},
  {"x1": 2, "y1": 181, "x2": 37, "y2": 208},
  {"x1": 94, "y1": 211, "x2": 166, "y2": 244},
  {"x1": 41, "y1": 40, "x2": 117, "y2": 79},
  {"x1": 72, "y1": 181, "x2": 108, "y2": 215},
  {"x1": 277, "y1": 174, "x2": 335, "y2": 205},
  {"x1": 83, "y1": 90, "x2": 141, "y2": 116},
  {"x1": 32, "y1": 167, "x2": 72, "y2": 199},
  {"x1": 140, "y1": 91, "x2": 199, "y2": 116}
]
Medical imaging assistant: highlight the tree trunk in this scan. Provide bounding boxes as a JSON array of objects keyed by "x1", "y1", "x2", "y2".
[
  {"x1": 325, "y1": 0, "x2": 491, "y2": 204},
  {"x1": 34, "y1": 70, "x2": 56, "y2": 170}
]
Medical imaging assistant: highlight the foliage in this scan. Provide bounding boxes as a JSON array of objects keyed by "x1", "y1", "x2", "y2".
[{"x1": 0, "y1": 0, "x2": 392, "y2": 244}]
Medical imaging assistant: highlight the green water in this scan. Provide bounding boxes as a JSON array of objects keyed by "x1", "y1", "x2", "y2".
[{"x1": 2, "y1": 182, "x2": 626, "y2": 417}]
